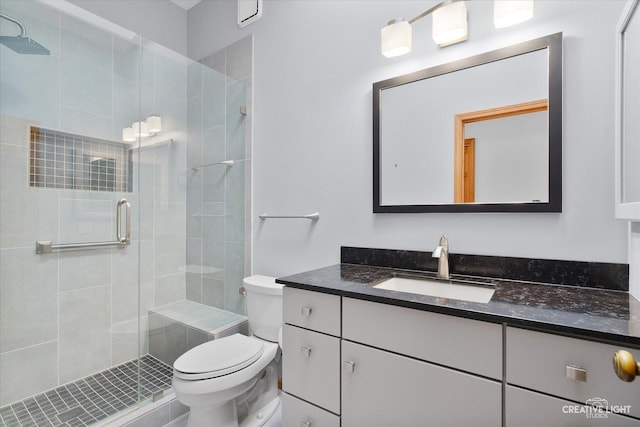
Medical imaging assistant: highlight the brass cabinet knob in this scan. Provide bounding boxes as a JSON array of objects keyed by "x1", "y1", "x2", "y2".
[{"x1": 613, "y1": 350, "x2": 640, "y2": 382}]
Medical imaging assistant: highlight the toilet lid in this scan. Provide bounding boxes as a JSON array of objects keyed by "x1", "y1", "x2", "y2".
[{"x1": 173, "y1": 334, "x2": 264, "y2": 381}]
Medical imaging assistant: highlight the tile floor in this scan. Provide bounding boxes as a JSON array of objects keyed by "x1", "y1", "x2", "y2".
[{"x1": 0, "y1": 355, "x2": 172, "y2": 427}]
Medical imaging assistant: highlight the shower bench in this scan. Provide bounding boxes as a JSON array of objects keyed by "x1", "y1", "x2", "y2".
[{"x1": 148, "y1": 300, "x2": 249, "y2": 366}]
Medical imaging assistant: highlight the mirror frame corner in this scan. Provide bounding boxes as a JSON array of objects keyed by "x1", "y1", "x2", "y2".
[{"x1": 373, "y1": 33, "x2": 563, "y2": 214}]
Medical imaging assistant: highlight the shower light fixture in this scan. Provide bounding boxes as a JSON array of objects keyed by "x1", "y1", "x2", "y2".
[
  {"x1": 381, "y1": 0, "x2": 534, "y2": 58},
  {"x1": 122, "y1": 115, "x2": 162, "y2": 142}
]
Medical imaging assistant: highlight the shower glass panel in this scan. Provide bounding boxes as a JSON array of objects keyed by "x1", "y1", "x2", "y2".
[
  {"x1": 0, "y1": 1, "x2": 181, "y2": 425},
  {"x1": 1, "y1": 2, "x2": 250, "y2": 425},
  {"x1": 0, "y1": 0, "x2": 145, "y2": 421}
]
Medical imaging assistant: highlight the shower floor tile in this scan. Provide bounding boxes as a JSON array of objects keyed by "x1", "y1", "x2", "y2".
[{"x1": 0, "y1": 355, "x2": 173, "y2": 427}]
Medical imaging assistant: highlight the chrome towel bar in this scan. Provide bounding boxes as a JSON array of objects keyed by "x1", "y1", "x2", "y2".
[
  {"x1": 258, "y1": 212, "x2": 320, "y2": 221},
  {"x1": 36, "y1": 199, "x2": 131, "y2": 254},
  {"x1": 191, "y1": 160, "x2": 234, "y2": 171}
]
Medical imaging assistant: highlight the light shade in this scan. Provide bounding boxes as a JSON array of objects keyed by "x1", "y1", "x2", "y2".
[
  {"x1": 122, "y1": 127, "x2": 136, "y2": 142},
  {"x1": 146, "y1": 115, "x2": 162, "y2": 133},
  {"x1": 494, "y1": 0, "x2": 533, "y2": 29},
  {"x1": 132, "y1": 121, "x2": 149, "y2": 137},
  {"x1": 432, "y1": 1, "x2": 468, "y2": 47},
  {"x1": 381, "y1": 19, "x2": 412, "y2": 58}
]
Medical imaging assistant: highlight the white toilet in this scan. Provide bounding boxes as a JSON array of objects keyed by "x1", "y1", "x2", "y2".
[{"x1": 172, "y1": 275, "x2": 283, "y2": 427}]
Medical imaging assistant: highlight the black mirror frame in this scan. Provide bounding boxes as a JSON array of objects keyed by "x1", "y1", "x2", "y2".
[{"x1": 373, "y1": 32, "x2": 563, "y2": 213}]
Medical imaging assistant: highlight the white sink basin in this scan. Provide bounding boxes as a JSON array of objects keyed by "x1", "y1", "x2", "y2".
[{"x1": 373, "y1": 277, "x2": 495, "y2": 304}]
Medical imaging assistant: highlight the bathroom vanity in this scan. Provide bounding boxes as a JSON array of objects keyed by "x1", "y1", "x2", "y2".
[{"x1": 279, "y1": 247, "x2": 640, "y2": 426}]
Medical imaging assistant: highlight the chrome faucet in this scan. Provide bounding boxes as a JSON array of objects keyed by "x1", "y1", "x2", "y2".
[{"x1": 432, "y1": 234, "x2": 449, "y2": 279}]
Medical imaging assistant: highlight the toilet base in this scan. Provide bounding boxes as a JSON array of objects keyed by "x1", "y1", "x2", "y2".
[
  {"x1": 188, "y1": 399, "x2": 238, "y2": 427},
  {"x1": 240, "y1": 394, "x2": 281, "y2": 427}
]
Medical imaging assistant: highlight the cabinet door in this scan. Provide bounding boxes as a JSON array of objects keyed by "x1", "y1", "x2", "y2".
[
  {"x1": 506, "y1": 385, "x2": 640, "y2": 427},
  {"x1": 282, "y1": 325, "x2": 341, "y2": 414},
  {"x1": 506, "y1": 327, "x2": 640, "y2": 418},
  {"x1": 342, "y1": 340, "x2": 502, "y2": 427},
  {"x1": 282, "y1": 393, "x2": 340, "y2": 427}
]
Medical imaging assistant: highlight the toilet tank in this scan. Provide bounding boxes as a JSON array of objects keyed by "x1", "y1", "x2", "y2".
[{"x1": 243, "y1": 275, "x2": 283, "y2": 342}]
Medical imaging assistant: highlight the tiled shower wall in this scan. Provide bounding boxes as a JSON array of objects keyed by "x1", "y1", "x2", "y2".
[
  {"x1": 0, "y1": 1, "x2": 187, "y2": 406},
  {"x1": 185, "y1": 36, "x2": 252, "y2": 314}
]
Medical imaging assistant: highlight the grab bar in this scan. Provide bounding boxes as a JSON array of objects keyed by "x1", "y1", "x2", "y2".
[
  {"x1": 36, "y1": 199, "x2": 131, "y2": 254},
  {"x1": 191, "y1": 160, "x2": 234, "y2": 171},
  {"x1": 259, "y1": 212, "x2": 320, "y2": 221}
]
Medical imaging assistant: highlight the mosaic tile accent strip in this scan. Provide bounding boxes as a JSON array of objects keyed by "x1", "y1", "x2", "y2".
[
  {"x1": 0, "y1": 355, "x2": 173, "y2": 427},
  {"x1": 29, "y1": 126, "x2": 132, "y2": 192}
]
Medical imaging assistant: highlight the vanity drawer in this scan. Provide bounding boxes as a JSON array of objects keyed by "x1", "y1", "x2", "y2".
[
  {"x1": 342, "y1": 297, "x2": 502, "y2": 379},
  {"x1": 282, "y1": 393, "x2": 340, "y2": 427},
  {"x1": 506, "y1": 385, "x2": 640, "y2": 426},
  {"x1": 506, "y1": 327, "x2": 640, "y2": 419},
  {"x1": 283, "y1": 287, "x2": 341, "y2": 336},
  {"x1": 282, "y1": 324, "x2": 341, "y2": 414}
]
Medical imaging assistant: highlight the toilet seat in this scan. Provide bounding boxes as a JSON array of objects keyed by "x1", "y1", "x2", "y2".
[{"x1": 173, "y1": 334, "x2": 264, "y2": 381}]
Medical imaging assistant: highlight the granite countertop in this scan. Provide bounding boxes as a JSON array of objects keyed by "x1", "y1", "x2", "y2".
[{"x1": 277, "y1": 263, "x2": 640, "y2": 347}]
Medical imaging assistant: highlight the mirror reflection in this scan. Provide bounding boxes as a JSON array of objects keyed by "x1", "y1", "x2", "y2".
[
  {"x1": 454, "y1": 100, "x2": 548, "y2": 204},
  {"x1": 374, "y1": 33, "x2": 562, "y2": 213}
]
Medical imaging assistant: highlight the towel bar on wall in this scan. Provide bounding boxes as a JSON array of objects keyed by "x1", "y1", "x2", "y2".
[
  {"x1": 258, "y1": 212, "x2": 320, "y2": 221},
  {"x1": 36, "y1": 199, "x2": 131, "y2": 254},
  {"x1": 191, "y1": 160, "x2": 234, "y2": 171}
]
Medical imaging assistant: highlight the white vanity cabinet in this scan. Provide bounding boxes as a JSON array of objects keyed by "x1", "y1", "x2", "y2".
[
  {"x1": 341, "y1": 298, "x2": 503, "y2": 426},
  {"x1": 282, "y1": 286, "x2": 640, "y2": 426},
  {"x1": 506, "y1": 326, "x2": 640, "y2": 425},
  {"x1": 282, "y1": 287, "x2": 341, "y2": 427}
]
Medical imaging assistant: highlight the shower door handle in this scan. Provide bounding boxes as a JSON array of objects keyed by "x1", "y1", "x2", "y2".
[{"x1": 116, "y1": 199, "x2": 131, "y2": 246}]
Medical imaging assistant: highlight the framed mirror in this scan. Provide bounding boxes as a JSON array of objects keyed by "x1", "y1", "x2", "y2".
[
  {"x1": 615, "y1": 0, "x2": 640, "y2": 219},
  {"x1": 373, "y1": 33, "x2": 563, "y2": 213}
]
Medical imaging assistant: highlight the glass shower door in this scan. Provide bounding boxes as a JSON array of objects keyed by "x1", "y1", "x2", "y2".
[{"x1": 0, "y1": 1, "x2": 149, "y2": 424}]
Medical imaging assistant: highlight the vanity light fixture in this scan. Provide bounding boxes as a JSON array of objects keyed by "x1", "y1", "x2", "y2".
[
  {"x1": 382, "y1": 0, "x2": 534, "y2": 58},
  {"x1": 432, "y1": 1, "x2": 468, "y2": 47},
  {"x1": 122, "y1": 127, "x2": 136, "y2": 142},
  {"x1": 381, "y1": 18, "x2": 412, "y2": 58},
  {"x1": 132, "y1": 121, "x2": 149, "y2": 138},
  {"x1": 494, "y1": 0, "x2": 534, "y2": 29},
  {"x1": 381, "y1": 0, "x2": 467, "y2": 57},
  {"x1": 122, "y1": 115, "x2": 162, "y2": 142},
  {"x1": 146, "y1": 115, "x2": 162, "y2": 133}
]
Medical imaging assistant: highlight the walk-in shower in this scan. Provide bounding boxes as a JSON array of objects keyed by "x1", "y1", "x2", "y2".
[{"x1": 0, "y1": 1, "x2": 252, "y2": 425}]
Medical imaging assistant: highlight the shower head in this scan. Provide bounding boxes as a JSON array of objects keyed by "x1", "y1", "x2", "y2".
[
  {"x1": 0, "y1": 35, "x2": 50, "y2": 55},
  {"x1": 0, "y1": 12, "x2": 50, "y2": 55}
]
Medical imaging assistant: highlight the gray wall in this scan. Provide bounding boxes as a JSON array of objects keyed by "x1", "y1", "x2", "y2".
[
  {"x1": 59, "y1": 2, "x2": 631, "y2": 283},
  {"x1": 187, "y1": 1, "x2": 629, "y2": 278},
  {"x1": 70, "y1": 0, "x2": 188, "y2": 55}
]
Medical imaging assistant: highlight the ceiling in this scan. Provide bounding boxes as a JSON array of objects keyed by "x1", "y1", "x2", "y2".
[{"x1": 169, "y1": 0, "x2": 202, "y2": 10}]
